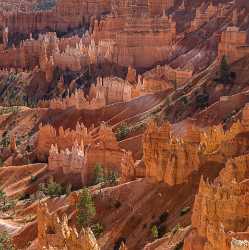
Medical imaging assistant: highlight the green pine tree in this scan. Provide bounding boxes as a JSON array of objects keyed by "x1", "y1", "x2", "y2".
[
  {"x1": 77, "y1": 188, "x2": 96, "y2": 228},
  {"x1": 93, "y1": 164, "x2": 104, "y2": 185}
]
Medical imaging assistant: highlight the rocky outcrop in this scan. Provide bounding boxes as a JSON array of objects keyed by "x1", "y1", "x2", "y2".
[
  {"x1": 44, "y1": 88, "x2": 106, "y2": 110},
  {"x1": 46, "y1": 122, "x2": 123, "y2": 185},
  {"x1": 0, "y1": 32, "x2": 114, "y2": 75},
  {"x1": 93, "y1": 0, "x2": 176, "y2": 68},
  {"x1": 143, "y1": 120, "x2": 200, "y2": 186},
  {"x1": 190, "y1": 3, "x2": 224, "y2": 32},
  {"x1": 218, "y1": 26, "x2": 249, "y2": 64},
  {"x1": 37, "y1": 202, "x2": 100, "y2": 250},
  {"x1": 89, "y1": 77, "x2": 132, "y2": 105},
  {"x1": 141, "y1": 64, "x2": 193, "y2": 92},
  {"x1": 83, "y1": 123, "x2": 123, "y2": 184},
  {"x1": 48, "y1": 142, "x2": 85, "y2": 174},
  {"x1": 184, "y1": 153, "x2": 249, "y2": 250},
  {"x1": 0, "y1": 0, "x2": 111, "y2": 35},
  {"x1": 36, "y1": 122, "x2": 92, "y2": 161}
]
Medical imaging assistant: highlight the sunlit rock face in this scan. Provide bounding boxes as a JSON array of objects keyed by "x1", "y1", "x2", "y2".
[
  {"x1": 184, "y1": 152, "x2": 249, "y2": 250},
  {"x1": 93, "y1": 0, "x2": 176, "y2": 68},
  {"x1": 143, "y1": 120, "x2": 200, "y2": 186},
  {"x1": 218, "y1": 26, "x2": 249, "y2": 64},
  {"x1": 37, "y1": 202, "x2": 100, "y2": 250}
]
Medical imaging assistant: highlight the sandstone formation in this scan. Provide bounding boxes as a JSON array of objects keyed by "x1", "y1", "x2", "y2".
[
  {"x1": 142, "y1": 64, "x2": 193, "y2": 91},
  {"x1": 46, "y1": 122, "x2": 123, "y2": 185},
  {"x1": 48, "y1": 142, "x2": 85, "y2": 175},
  {"x1": 218, "y1": 26, "x2": 249, "y2": 64},
  {"x1": 36, "y1": 122, "x2": 92, "y2": 161},
  {"x1": 1, "y1": 1, "x2": 249, "y2": 250},
  {"x1": 190, "y1": 3, "x2": 224, "y2": 32},
  {"x1": 89, "y1": 77, "x2": 132, "y2": 105},
  {"x1": 37, "y1": 202, "x2": 100, "y2": 250},
  {"x1": 92, "y1": 0, "x2": 176, "y2": 68},
  {"x1": 0, "y1": 0, "x2": 111, "y2": 34},
  {"x1": 83, "y1": 123, "x2": 123, "y2": 184},
  {"x1": 0, "y1": 32, "x2": 114, "y2": 78},
  {"x1": 143, "y1": 120, "x2": 200, "y2": 186},
  {"x1": 43, "y1": 88, "x2": 106, "y2": 110},
  {"x1": 184, "y1": 153, "x2": 249, "y2": 250}
]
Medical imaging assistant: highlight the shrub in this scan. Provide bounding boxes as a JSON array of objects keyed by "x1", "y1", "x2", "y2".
[
  {"x1": 174, "y1": 241, "x2": 184, "y2": 250},
  {"x1": 33, "y1": 0, "x2": 57, "y2": 11},
  {"x1": 171, "y1": 224, "x2": 181, "y2": 234},
  {"x1": 39, "y1": 180, "x2": 65, "y2": 197},
  {"x1": 105, "y1": 171, "x2": 118, "y2": 186},
  {"x1": 0, "y1": 136, "x2": 10, "y2": 147},
  {"x1": 0, "y1": 190, "x2": 7, "y2": 208},
  {"x1": 0, "y1": 158, "x2": 3, "y2": 167},
  {"x1": 219, "y1": 55, "x2": 231, "y2": 84},
  {"x1": 158, "y1": 225, "x2": 167, "y2": 238},
  {"x1": 91, "y1": 223, "x2": 104, "y2": 238},
  {"x1": 159, "y1": 211, "x2": 169, "y2": 223},
  {"x1": 196, "y1": 93, "x2": 209, "y2": 109},
  {"x1": 180, "y1": 206, "x2": 191, "y2": 216},
  {"x1": 0, "y1": 231, "x2": 15, "y2": 250},
  {"x1": 93, "y1": 164, "x2": 104, "y2": 185},
  {"x1": 77, "y1": 188, "x2": 96, "y2": 228},
  {"x1": 116, "y1": 123, "x2": 129, "y2": 141},
  {"x1": 151, "y1": 225, "x2": 159, "y2": 239},
  {"x1": 30, "y1": 175, "x2": 38, "y2": 183}
]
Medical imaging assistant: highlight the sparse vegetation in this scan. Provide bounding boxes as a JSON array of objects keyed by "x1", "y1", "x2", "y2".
[
  {"x1": 0, "y1": 157, "x2": 3, "y2": 167},
  {"x1": 180, "y1": 206, "x2": 191, "y2": 216},
  {"x1": 174, "y1": 241, "x2": 184, "y2": 250},
  {"x1": 91, "y1": 223, "x2": 104, "y2": 238},
  {"x1": 77, "y1": 188, "x2": 96, "y2": 228},
  {"x1": 105, "y1": 171, "x2": 119, "y2": 186},
  {"x1": 219, "y1": 55, "x2": 231, "y2": 84},
  {"x1": 0, "y1": 190, "x2": 17, "y2": 214},
  {"x1": 0, "y1": 135, "x2": 10, "y2": 148},
  {"x1": 39, "y1": 179, "x2": 66, "y2": 197},
  {"x1": 0, "y1": 106, "x2": 19, "y2": 115},
  {"x1": 151, "y1": 225, "x2": 159, "y2": 239},
  {"x1": 171, "y1": 224, "x2": 181, "y2": 234},
  {"x1": 33, "y1": 0, "x2": 57, "y2": 11},
  {"x1": 196, "y1": 92, "x2": 209, "y2": 109},
  {"x1": 30, "y1": 175, "x2": 38, "y2": 183},
  {"x1": 0, "y1": 190, "x2": 7, "y2": 208},
  {"x1": 0, "y1": 231, "x2": 15, "y2": 250},
  {"x1": 116, "y1": 123, "x2": 130, "y2": 141},
  {"x1": 93, "y1": 164, "x2": 105, "y2": 185}
]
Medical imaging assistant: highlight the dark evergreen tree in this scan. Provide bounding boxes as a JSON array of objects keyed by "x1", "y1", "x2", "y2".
[{"x1": 220, "y1": 55, "x2": 231, "y2": 84}]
